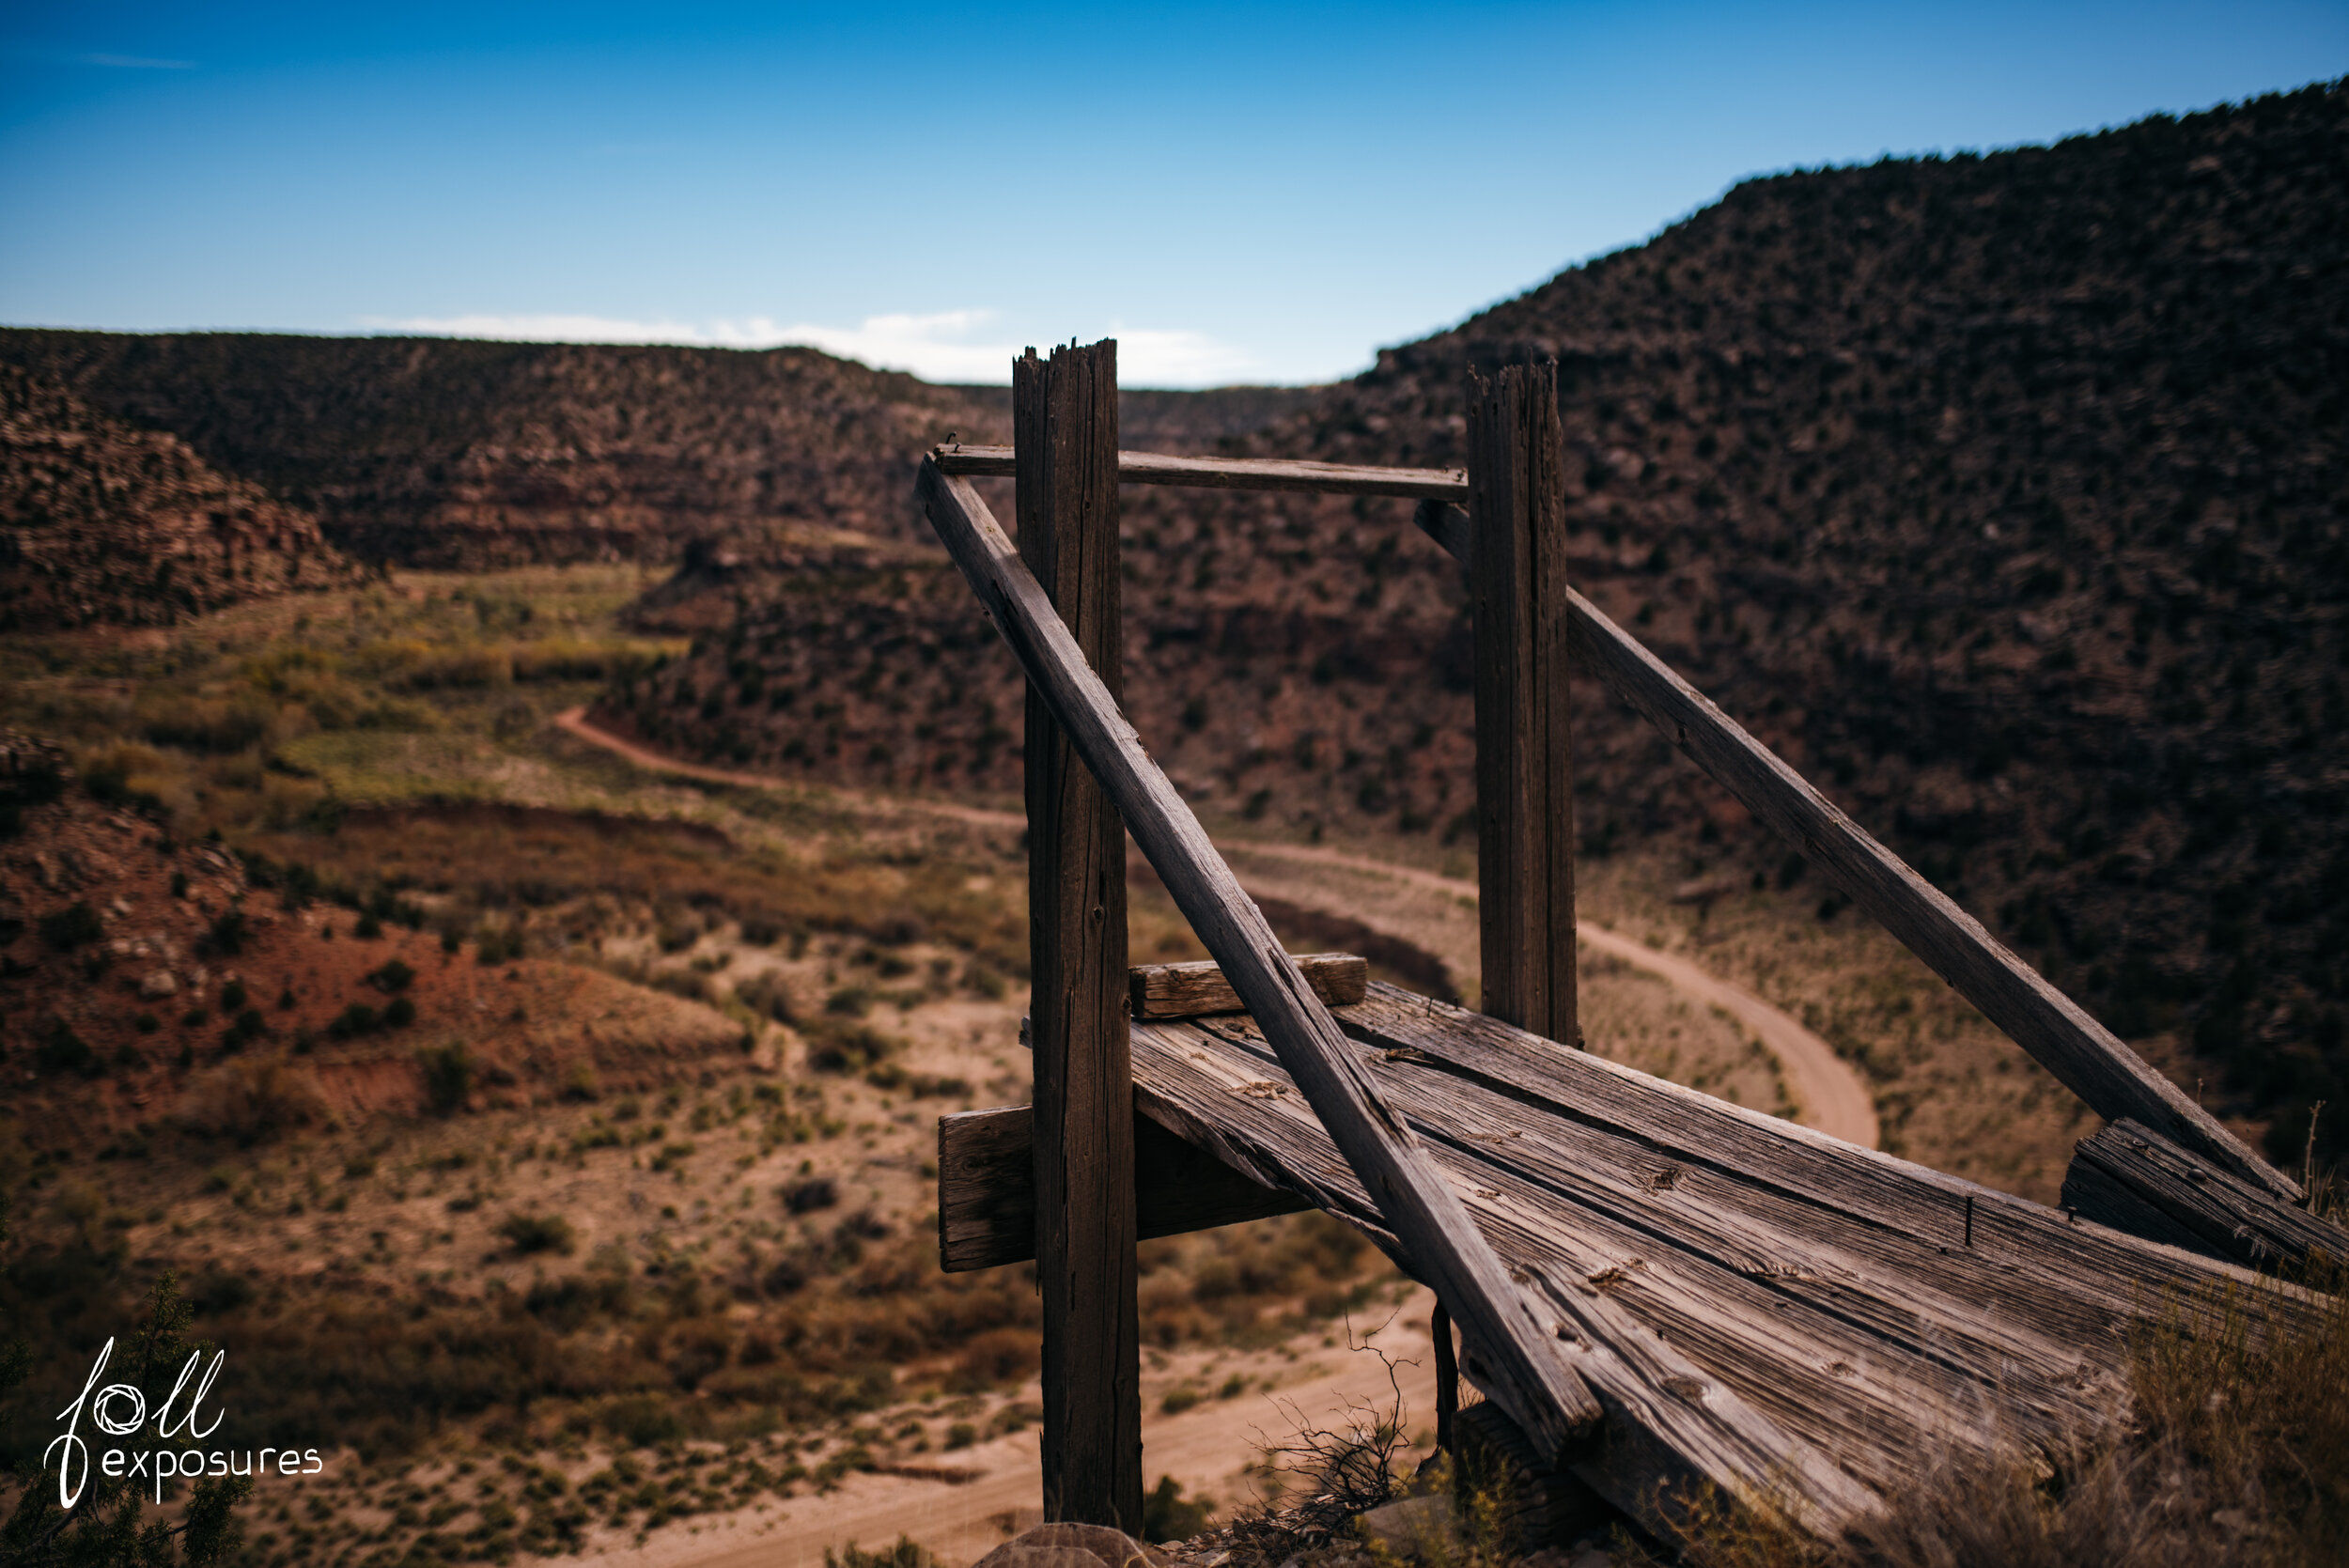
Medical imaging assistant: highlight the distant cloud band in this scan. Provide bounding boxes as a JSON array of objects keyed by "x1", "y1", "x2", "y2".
[{"x1": 355, "y1": 309, "x2": 1257, "y2": 387}]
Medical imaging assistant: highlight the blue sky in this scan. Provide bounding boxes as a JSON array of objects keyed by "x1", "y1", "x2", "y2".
[{"x1": 2, "y1": 3, "x2": 2342, "y2": 385}]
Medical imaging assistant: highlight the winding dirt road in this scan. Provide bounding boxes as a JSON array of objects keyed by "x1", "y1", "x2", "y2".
[{"x1": 555, "y1": 706, "x2": 1877, "y2": 1148}]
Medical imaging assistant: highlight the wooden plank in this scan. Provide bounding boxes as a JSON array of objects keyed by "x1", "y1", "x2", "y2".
[
  {"x1": 1332, "y1": 986, "x2": 2314, "y2": 1347},
  {"x1": 937, "y1": 1104, "x2": 1314, "y2": 1272},
  {"x1": 1130, "y1": 952, "x2": 1366, "y2": 1018},
  {"x1": 2063, "y1": 1117, "x2": 2349, "y2": 1272},
  {"x1": 914, "y1": 454, "x2": 1614, "y2": 1470},
  {"x1": 1410, "y1": 499, "x2": 2297, "y2": 1201},
  {"x1": 1016, "y1": 341, "x2": 1141, "y2": 1532},
  {"x1": 1121, "y1": 991, "x2": 2320, "y2": 1537},
  {"x1": 1465, "y1": 365, "x2": 1579, "y2": 1047},
  {"x1": 933, "y1": 442, "x2": 1469, "y2": 501},
  {"x1": 1122, "y1": 1009, "x2": 1894, "y2": 1539}
]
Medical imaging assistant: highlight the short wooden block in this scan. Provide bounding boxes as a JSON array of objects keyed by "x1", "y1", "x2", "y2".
[
  {"x1": 938, "y1": 1103, "x2": 1313, "y2": 1271},
  {"x1": 2061, "y1": 1116, "x2": 2349, "y2": 1271},
  {"x1": 1128, "y1": 952, "x2": 1367, "y2": 1019}
]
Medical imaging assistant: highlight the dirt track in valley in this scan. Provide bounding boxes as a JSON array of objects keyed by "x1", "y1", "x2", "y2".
[{"x1": 554, "y1": 706, "x2": 1878, "y2": 1148}]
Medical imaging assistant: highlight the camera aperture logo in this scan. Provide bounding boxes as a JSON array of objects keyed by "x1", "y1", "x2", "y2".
[{"x1": 46, "y1": 1336, "x2": 323, "y2": 1507}]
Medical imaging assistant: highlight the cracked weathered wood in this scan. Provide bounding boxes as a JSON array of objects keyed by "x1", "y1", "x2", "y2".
[
  {"x1": 938, "y1": 1103, "x2": 1312, "y2": 1271},
  {"x1": 1119, "y1": 984, "x2": 2320, "y2": 1540},
  {"x1": 1465, "y1": 366, "x2": 1578, "y2": 1048},
  {"x1": 2063, "y1": 1117, "x2": 2349, "y2": 1271},
  {"x1": 1130, "y1": 953, "x2": 1365, "y2": 1018},
  {"x1": 917, "y1": 454, "x2": 1609, "y2": 1466},
  {"x1": 1016, "y1": 341, "x2": 1141, "y2": 1532},
  {"x1": 1411, "y1": 497, "x2": 2295, "y2": 1201},
  {"x1": 934, "y1": 442, "x2": 1467, "y2": 501}
]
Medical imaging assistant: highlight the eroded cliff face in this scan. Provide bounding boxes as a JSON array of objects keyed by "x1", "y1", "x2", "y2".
[
  {"x1": 611, "y1": 83, "x2": 2349, "y2": 1163},
  {"x1": 0, "y1": 362, "x2": 360, "y2": 630}
]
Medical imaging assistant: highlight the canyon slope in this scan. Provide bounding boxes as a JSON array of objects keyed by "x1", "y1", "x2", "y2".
[
  {"x1": 605, "y1": 81, "x2": 2349, "y2": 1163},
  {"x1": 0, "y1": 362, "x2": 358, "y2": 629}
]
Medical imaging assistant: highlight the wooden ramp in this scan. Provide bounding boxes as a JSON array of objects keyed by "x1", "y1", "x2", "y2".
[{"x1": 945, "y1": 981, "x2": 2328, "y2": 1533}]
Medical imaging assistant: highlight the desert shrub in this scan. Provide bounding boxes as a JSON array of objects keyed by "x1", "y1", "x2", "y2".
[
  {"x1": 39, "y1": 901, "x2": 102, "y2": 950},
  {"x1": 560, "y1": 1062, "x2": 601, "y2": 1101},
  {"x1": 366, "y1": 959, "x2": 416, "y2": 992},
  {"x1": 419, "y1": 1041, "x2": 474, "y2": 1114},
  {"x1": 383, "y1": 995, "x2": 416, "y2": 1027},
  {"x1": 733, "y1": 970, "x2": 798, "y2": 1024},
  {"x1": 780, "y1": 1176, "x2": 838, "y2": 1215},
  {"x1": 35, "y1": 1018, "x2": 99, "y2": 1078},
  {"x1": 599, "y1": 1392, "x2": 687, "y2": 1450},
  {"x1": 205, "y1": 908, "x2": 245, "y2": 955},
  {"x1": 1144, "y1": 1476, "x2": 1216, "y2": 1544},
  {"x1": 178, "y1": 1055, "x2": 323, "y2": 1143},
  {"x1": 521, "y1": 1272, "x2": 630, "y2": 1330},
  {"x1": 825, "y1": 1539, "x2": 935, "y2": 1568},
  {"x1": 803, "y1": 1018, "x2": 900, "y2": 1074},
  {"x1": 0, "y1": 1273, "x2": 255, "y2": 1568},
  {"x1": 219, "y1": 980, "x2": 247, "y2": 1010},
  {"x1": 327, "y1": 1001, "x2": 379, "y2": 1038},
  {"x1": 498, "y1": 1214, "x2": 577, "y2": 1256}
]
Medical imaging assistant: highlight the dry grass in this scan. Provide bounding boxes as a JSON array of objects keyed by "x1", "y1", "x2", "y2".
[{"x1": 1619, "y1": 1262, "x2": 2349, "y2": 1567}]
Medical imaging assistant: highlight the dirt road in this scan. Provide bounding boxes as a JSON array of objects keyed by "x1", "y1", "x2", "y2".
[
  {"x1": 556, "y1": 709, "x2": 1875, "y2": 1142},
  {"x1": 554, "y1": 706, "x2": 1878, "y2": 1148}
]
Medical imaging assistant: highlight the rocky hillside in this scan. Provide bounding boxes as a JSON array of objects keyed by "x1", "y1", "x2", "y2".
[
  {"x1": 0, "y1": 334, "x2": 1319, "y2": 572},
  {"x1": 0, "y1": 333, "x2": 1003, "y2": 568},
  {"x1": 608, "y1": 81, "x2": 2349, "y2": 1162},
  {"x1": 0, "y1": 363, "x2": 359, "y2": 630}
]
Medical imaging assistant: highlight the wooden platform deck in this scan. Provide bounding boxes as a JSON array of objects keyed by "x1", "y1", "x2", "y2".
[
  {"x1": 919, "y1": 349, "x2": 2341, "y2": 1541},
  {"x1": 944, "y1": 981, "x2": 2325, "y2": 1529}
]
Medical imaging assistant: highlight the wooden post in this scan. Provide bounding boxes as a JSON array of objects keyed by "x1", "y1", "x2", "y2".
[
  {"x1": 1466, "y1": 364, "x2": 1579, "y2": 1047},
  {"x1": 1016, "y1": 340, "x2": 1143, "y2": 1532},
  {"x1": 918, "y1": 458, "x2": 1608, "y2": 1466}
]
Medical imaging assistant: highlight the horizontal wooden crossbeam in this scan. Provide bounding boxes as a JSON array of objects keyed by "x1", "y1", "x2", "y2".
[
  {"x1": 931, "y1": 443, "x2": 1468, "y2": 501},
  {"x1": 1414, "y1": 499, "x2": 2298, "y2": 1202},
  {"x1": 1130, "y1": 953, "x2": 1365, "y2": 1018},
  {"x1": 938, "y1": 1104, "x2": 1312, "y2": 1272}
]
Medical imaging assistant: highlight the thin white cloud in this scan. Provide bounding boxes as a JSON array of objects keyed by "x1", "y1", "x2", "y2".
[
  {"x1": 358, "y1": 309, "x2": 1259, "y2": 387},
  {"x1": 80, "y1": 53, "x2": 195, "y2": 69}
]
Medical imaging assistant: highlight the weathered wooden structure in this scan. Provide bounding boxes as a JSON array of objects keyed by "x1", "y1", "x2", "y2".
[{"x1": 927, "y1": 342, "x2": 2343, "y2": 1545}]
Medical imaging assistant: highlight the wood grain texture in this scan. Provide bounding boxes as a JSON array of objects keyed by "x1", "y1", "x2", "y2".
[
  {"x1": 1120, "y1": 985, "x2": 2320, "y2": 1541},
  {"x1": 1130, "y1": 953, "x2": 1366, "y2": 1018},
  {"x1": 1465, "y1": 366, "x2": 1578, "y2": 1048},
  {"x1": 1015, "y1": 341, "x2": 1141, "y2": 1532},
  {"x1": 915, "y1": 456, "x2": 1611, "y2": 1467},
  {"x1": 933, "y1": 442, "x2": 1467, "y2": 501},
  {"x1": 1411, "y1": 499, "x2": 2295, "y2": 1201},
  {"x1": 937, "y1": 1104, "x2": 1312, "y2": 1271},
  {"x1": 2063, "y1": 1117, "x2": 2349, "y2": 1271}
]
